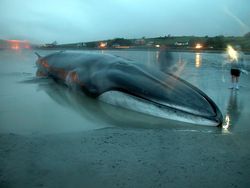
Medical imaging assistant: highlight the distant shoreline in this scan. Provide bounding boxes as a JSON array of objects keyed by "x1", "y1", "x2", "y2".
[
  {"x1": 33, "y1": 47, "x2": 250, "y2": 54},
  {"x1": 1, "y1": 46, "x2": 249, "y2": 54}
]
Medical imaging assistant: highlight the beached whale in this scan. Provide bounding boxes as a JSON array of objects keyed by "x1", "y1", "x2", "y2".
[{"x1": 35, "y1": 51, "x2": 223, "y2": 126}]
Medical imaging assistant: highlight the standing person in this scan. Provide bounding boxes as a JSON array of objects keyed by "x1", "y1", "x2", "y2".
[{"x1": 228, "y1": 46, "x2": 245, "y2": 90}]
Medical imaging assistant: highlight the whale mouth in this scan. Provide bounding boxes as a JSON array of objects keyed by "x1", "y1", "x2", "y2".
[{"x1": 98, "y1": 90, "x2": 222, "y2": 126}]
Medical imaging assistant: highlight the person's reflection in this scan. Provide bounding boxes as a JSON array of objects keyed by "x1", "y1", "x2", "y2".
[
  {"x1": 157, "y1": 46, "x2": 174, "y2": 73},
  {"x1": 157, "y1": 46, "x2": 185, "y2": 76},
  {"x1": 222, "y1": 90, "x2": 241, "y2": 133}
]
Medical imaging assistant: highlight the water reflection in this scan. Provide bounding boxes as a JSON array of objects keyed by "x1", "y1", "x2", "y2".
[
  {"x1": 156, "y1": 51, "x2": 159, "y2": 61},
  {"x1": 195, "y1": 53, "x2": 202, "y2": 68},
  {"x1": 222, "y1": 90, "x2": 241, "y2": 134}
]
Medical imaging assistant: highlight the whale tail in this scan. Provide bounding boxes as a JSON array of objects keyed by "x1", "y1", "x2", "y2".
[{"x1": 34, "y1": 52, "x2": 42, "y2": 59}]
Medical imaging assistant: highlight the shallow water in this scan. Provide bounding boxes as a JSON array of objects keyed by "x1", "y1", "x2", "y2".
[{"x1": 0, "y1": 49, "x2": 249, "y2": 135}]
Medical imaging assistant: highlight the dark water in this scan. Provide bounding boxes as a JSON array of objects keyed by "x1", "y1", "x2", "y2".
[{"x1": 0, "y1": 49, "x2": 249, "y2": 135}]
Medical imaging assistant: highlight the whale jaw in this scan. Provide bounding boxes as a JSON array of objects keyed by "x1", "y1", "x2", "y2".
[{"x1": 98, "y1": 91, "x2": 221, "y2": 126}]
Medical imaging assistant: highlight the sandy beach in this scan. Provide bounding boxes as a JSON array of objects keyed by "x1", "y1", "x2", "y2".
[{"x1": 1, "y1": 128, "x2": 250, "y2": 188}]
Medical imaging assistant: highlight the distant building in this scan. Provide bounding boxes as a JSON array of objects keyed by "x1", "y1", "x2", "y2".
[
  {"x1": 77, "y1": 43, "x2": 86, "y2": 47},
  {"x1": 43, "y1": 41, "x2": 57, "y2": 48},
  {"x1": 146, "y1": 41, "x2": 154, "y2": 46},
  {"x1": 43, "y1": 44, "x2": 55, "y2": 48},
  {"x1": 134, "y1": 39, "x2": 145, "y2": 45},
  {"x1": 174, "y1": 41, "x2": 189, "y2": 46},
  {"x1": 112, "y1": 43, "x2": 120, "y2": 48}
]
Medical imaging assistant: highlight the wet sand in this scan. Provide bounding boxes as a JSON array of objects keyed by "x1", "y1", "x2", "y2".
[{"x1": 1, "y1": 128, "x2": 250, "y2": 188}]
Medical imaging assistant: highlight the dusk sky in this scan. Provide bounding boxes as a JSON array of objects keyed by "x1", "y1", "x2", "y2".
[{"x1": 0, "y1": 0, "x2": 249, "y2": 44}]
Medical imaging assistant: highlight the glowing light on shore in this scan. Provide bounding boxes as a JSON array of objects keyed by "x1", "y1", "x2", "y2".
[
  {"x1": 227, "y1": 45, "x2": 238, "y2": 61},
  {"x1": 155, "y1": 44, "x2": 160, "y2": 48},
  {"x1": 99, "y1": 42, "x2": 107, "y2": 48},
  {"x1": 195, "y1": 43, "x2": 202, "y2": 49},
  {"x1": 11, "y1": 45, "x2": 19, "y2": 50},
  {"x1": 7, "y1": 40, "x2": 30, "y2": 50}
]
